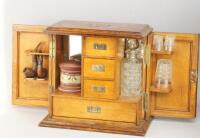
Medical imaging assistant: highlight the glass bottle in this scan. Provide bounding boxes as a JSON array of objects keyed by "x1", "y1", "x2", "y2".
[{"x1": 121, "y1": 39, "x2": 143, "y2": 97}]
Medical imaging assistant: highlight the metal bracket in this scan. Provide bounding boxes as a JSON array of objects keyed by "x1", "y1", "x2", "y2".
[
  {"x1": 49, "y1": 40, "x2": 53, "y2": 59},
  {"x1": 48, "y1": 85, "x2": 54, "y2": 93},
  {"x1": 49, "y1": 35, "x2": 56, "y2": 59},
  {"x1": 143, "y1": 92, "x2": 149, "y2": 112},
  {"x1": 52, "y1": 35, "x2": 56, "y2": 59},
  {"x1": 144, "y1": 46, "x2": 150, "y2": 65},
  {"x1": 191, "y1": 69, "x2": 198, "y2": 83}
]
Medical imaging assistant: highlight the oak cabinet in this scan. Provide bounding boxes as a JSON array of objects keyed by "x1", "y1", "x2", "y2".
[{"x1": 12, "y1": 20, "x2": 199, "y2": 136}]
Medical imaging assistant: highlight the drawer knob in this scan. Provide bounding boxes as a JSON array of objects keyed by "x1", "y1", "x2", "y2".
[
  {"x1": 87, "y1": 106, "x2": 101, "y2": 113},
  {"x1": 93, "y1": 43, "x2": 107, "y2": 50}
]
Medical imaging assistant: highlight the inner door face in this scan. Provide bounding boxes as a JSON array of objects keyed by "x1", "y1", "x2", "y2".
[
  {"x1": 12, "y1": 25, "x2": 49, "y2": 107},
  {"x1": 147, "y1": 32, "x2": 199, "y2": 118}
]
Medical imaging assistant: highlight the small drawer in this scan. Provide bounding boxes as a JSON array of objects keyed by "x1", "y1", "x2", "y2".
[
  {"x1": 83, "y1": 37, "x2": 117, "y2": 58},
  {"x1": 53, "y1": 96, "x2": 141, "y2": 123},
  {"x1": 83, "y1": 79, "x2": 118, "y2": 99},
  {"x1": 83, "y1": 58, "x2": 115, "y2": 80}
]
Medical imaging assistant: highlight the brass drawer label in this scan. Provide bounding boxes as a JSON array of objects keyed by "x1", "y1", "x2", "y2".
[
  {"x1": 93, "y1": 43, "x2": 107, "y2": 50},
  {"x1": 87, "y1": 106, "x2": 101, "y2": 113},
  {"x1": 91, "y1": 64, "x2": 105, "y2": 72},
  {"x1": 92, "y1": 85, "x2": 106, "y2": 93}
]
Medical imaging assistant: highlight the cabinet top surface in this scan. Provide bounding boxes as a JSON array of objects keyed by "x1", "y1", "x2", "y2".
[{"x1": 46, "y1": 20, "x2": 152, "y2": 38}]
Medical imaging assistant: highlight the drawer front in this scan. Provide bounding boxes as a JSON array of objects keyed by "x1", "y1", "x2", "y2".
[
  {"x1": 83, "y1": 58, "x2": 115, "y2": 79},
  {"x1": 53, "y1": 97, "x2": 137, "y2": 123},
  {"x1": 84, "y1": 79, "x2": 118, "y2": 99},
  {"x1": 84, "y1": 37, "x2": 117, "y2": 58}
]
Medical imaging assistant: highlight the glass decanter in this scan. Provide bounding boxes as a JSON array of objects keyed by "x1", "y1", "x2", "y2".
[{"x1": 121, "y1": 39, "x2": 143, "y2": 97}]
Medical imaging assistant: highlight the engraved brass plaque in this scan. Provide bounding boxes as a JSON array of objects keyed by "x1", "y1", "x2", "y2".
[
  {"x1": 87, "y1": 106, "x2": 101, "y2": 113},
  {"x1": 92, "y1": 85, "x2": 106, "y2": 93},
  {"x1": 93, "y1": 43, "x2": 107, "y2": 50},
  {"x1": 91, "y1": 64, "x2": 105, "y2": 72}
]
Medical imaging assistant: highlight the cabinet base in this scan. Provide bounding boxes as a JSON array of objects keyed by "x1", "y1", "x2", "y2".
[{"x1": 39, "y1": 115, "x2": 151, "y2": 136}]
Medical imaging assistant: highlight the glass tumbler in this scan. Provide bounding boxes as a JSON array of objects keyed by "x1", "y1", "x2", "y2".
[
  {"x1": 164, "y1": 36, "x2": 175, "y2": 52},
  {"x1": 153, "y1": 35, "x2": 164, "y2": 51},
  {"x1": 155, "y1": 59, "x2": 172, "y2": 88}
]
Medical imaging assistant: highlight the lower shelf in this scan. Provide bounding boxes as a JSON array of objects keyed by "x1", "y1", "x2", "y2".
[
  {"x1": 24, "y1": 78, "x2": 48, "y2": 84},
  {"x1": 150, "y1": 85, "x2": 172, "y2": 93},
  {"x1": 39, "y1": 115, "x2": 151, "y2": 136}
]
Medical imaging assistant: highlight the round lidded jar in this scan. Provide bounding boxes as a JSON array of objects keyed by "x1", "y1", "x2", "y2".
[{"x1": 58, "y1": 59, "x2": 81, "y2": 93}]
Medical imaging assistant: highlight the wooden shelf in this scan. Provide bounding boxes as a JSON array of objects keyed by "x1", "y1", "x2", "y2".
[
  {"x1": 150, "y1": 85, "x2": 172, "y2": 93},
  {"x1": 25, "y1": 50, "x2": 49, "y2": 56},
  {"x1": 151, "y1": 50, "x2": 173, "y2": 55},
  {"x1": 118, "y1": 95, "x2": 142, "y2": 103},
  {"x1": 52, "y1": 89, "x2": 142, "y2": 103},
  {"x1": 52, "y1": 89, "x2": 81, "y2": 97},
  {"x1": 24, "y1": 78, "x2": 48, "y2": 84}
]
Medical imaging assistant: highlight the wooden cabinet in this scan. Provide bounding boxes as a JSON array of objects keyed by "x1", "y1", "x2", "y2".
[{"x1": 12, "y1": 20, "x2": 199, "y2": 136}]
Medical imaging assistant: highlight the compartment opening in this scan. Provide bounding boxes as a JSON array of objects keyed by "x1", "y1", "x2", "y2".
[{"x1": 54, "y1": 35, "x2": 82, "y2": 96}]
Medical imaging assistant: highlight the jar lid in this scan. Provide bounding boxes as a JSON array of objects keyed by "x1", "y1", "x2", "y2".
[
  {"x1": 59, "y1": 59, "x2": 81, "y2": 72},
  {"x1": 70, "y1": 54, "x2": 81, "y2": 63}
]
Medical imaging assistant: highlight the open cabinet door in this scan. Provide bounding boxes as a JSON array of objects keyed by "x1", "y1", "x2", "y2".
[
  {"x1": 147, "y1": 32, "x2": 199, "y2": 118},
  {"x1": 12, "y1": 25, "x2": 50, "y2": 107}
]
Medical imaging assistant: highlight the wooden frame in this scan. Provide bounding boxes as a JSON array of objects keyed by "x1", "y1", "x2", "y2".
[{"x1": 40, "y1": 115, "x2": 151, "y2": 136}]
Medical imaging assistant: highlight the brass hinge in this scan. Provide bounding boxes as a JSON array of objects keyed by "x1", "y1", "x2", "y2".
[
  {"x1": 144, "y1": 46, "x2": 150, "y2": 65},
  {"x1": 48, "y1": 85, "x2": 54, "y2": 93},
  {"x1": 49, "y1": 39, "x2": 53, "y2": 59},
  {"x1": 52, "y1": 35, "x2": 56, "y2": 59},
  {"x1": 143, "y1": 92, "x2": 149, "y2": 112},
  {"x1": 49, "y1": 35, "x2": 56, "y2": 59},
  {"x1": 191, "y1": 69, "x2": 198, "y2": 83}
]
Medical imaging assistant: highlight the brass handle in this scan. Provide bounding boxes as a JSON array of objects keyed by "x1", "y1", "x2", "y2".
[
  {"x1": 91, "y1": 64, "x2": 105, "y2": 72},
  {"x1": 191, "y1": 69, "x2": 197, "y2": 83},
  {"x1": 87, "y1": 106, "x2": 101, "y2": 113},
  {"x1": 92, "y1": 85, "x2": 106, "y2": 93},
  {"x1": 93, "y1": 43, "x2": 107, "y2": 50}
]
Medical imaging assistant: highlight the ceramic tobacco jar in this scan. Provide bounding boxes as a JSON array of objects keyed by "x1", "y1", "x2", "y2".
[{"x1": 58, "y1": 59, "x2": 81, "y2": 93}]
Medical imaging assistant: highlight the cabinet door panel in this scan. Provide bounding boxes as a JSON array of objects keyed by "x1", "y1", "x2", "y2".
[
  {"x1": 12, "y1": 25, "x2": 49, "y2": 107},
  {"x1": 147, "y1": 32, "x2": 199, "y2": 118}
]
